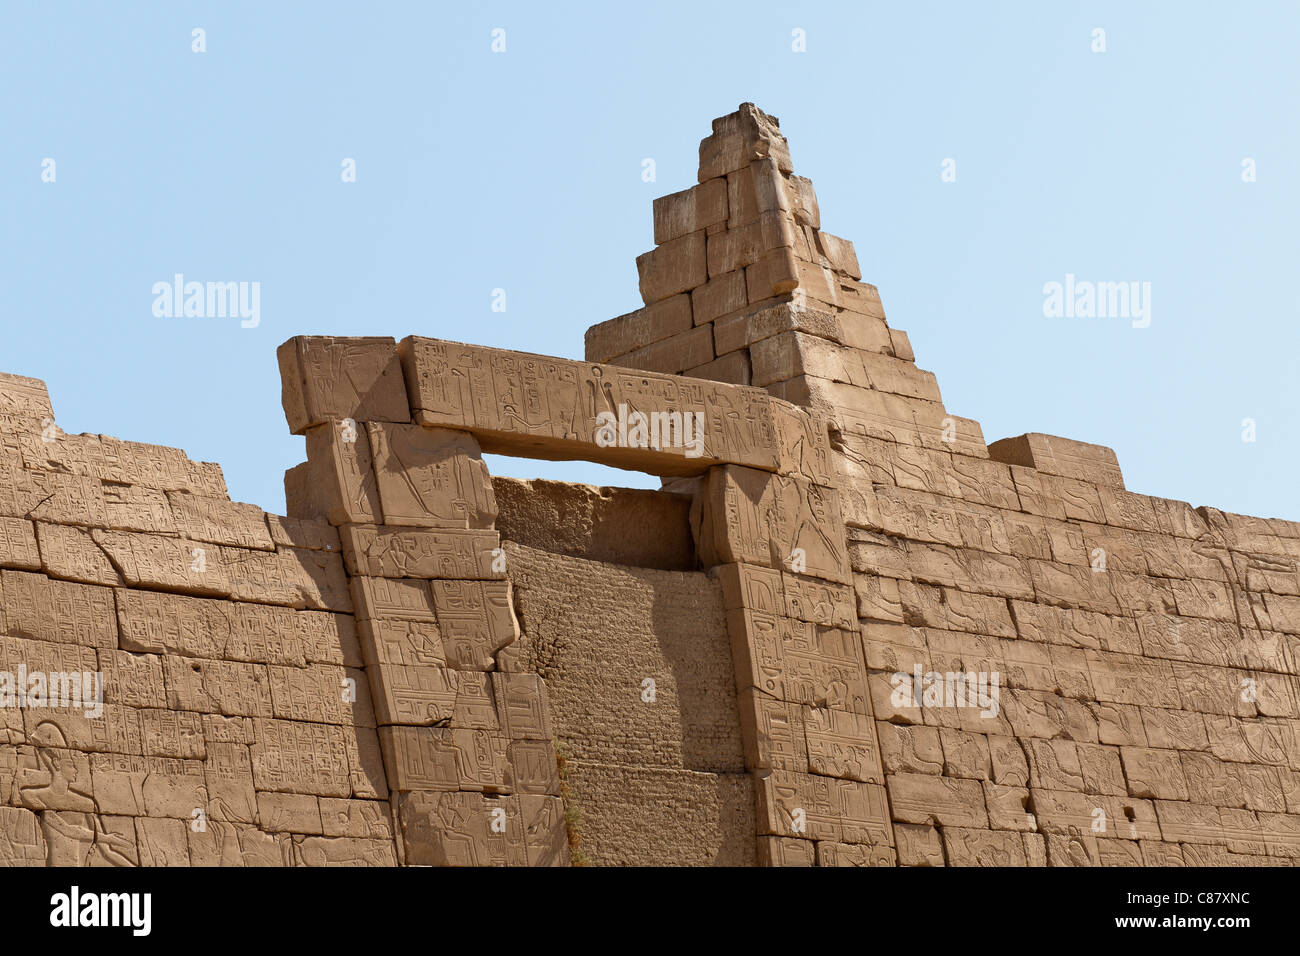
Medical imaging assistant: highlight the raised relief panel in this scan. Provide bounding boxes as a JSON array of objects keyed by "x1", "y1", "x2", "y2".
[
  {"x1": 697, "y1": 465, "x2": 849, "y2": 583},
  {"x1": 366, "y1": 423, "x2": 497, "y2": 529},
  {"x1": 728, "y1": 609, "x2": 869, "y2": 714},
  {"x1": 756, "y1": 771, "x2": 893, "y2": 846},
  {"x1": 491, "y1": 673, "x2": 553, "y2": 740},
  {"x1": 341, "y1": 525, "x2": 502, "y2": 580},
  {"x1": 430, "y1": 579, "x2": 520, "y2": 670},
  {"x1": 250, "y1": 718, "x2": 351, "y2": 798},
  {"x1": 0, "y1": 518, "x2": 42, "y2": 572},
  {"x1": 804, "y1": 706, "x2": 884, "y2": 783},
  {"x1": 0, "y1": 570, "x2": 118, "y2": 649},
  {"x1": 350, "y1": 575, "x2": 438, "y2": 622},
  {"x1": 303, "y1": 421, "x2": 382, "y2": 526},
  {"x1": 397, "y1": 791, "x2": 527, "y2": 866},
  {"x1": 33, "y1": 523, "x2": 120, "y2": 586},
  {"x1": 398, "y1": 336, "x2": 781, "y2": 476},
  {"x1": 277, "y1": 335, "x2": 411, "y2": 435}
]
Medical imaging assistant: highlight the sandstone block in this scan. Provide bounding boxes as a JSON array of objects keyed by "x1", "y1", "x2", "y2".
[
  {"x1": 278, "y1": 335, "x2": 410, "y2": 435},
  {"x1": 653, "y1": 178, "x2": 728, "y2": 244},
  {"x1": 584, "y1": 294, "x2": 693, "y2": 363},
  {"x1": 636, "y1": 231, "x2": 706, "y2": 304}
]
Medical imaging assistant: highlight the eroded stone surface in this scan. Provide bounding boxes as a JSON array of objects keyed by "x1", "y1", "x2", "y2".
[{"x1": 0, "y1": 103, "x2": 1295, "y2": 868}]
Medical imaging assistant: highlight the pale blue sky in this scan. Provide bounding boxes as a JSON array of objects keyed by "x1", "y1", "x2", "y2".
[{"x1": 3, "y1": 2, "x2": 1297, "y2": 521}]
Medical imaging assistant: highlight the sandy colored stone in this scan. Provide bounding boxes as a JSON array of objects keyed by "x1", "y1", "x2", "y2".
[
  {"x1": 398, "y1": 336, "x2": 781, "y2": 476},
  {"x1": 0, "y1": 517, "x2": 40, "y2": 572},
  {"x1": 366, "y1": 423, "x2": 497, "y2": 529},
  {"x1": 585, "y1": 294, "x2": 693, "y2": 364},
  {"x1": 278, "y1": 335, "x2": 410, "y2": 435},
  {"x1": 653, "y1": 178, "x2": 728, "y2": 245},
  {"x1": 1, "y1": 103, "x2": 1296, "y2": 869}
]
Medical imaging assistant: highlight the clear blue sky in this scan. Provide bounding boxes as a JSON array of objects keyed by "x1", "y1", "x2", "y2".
[{"x1": 4, "y1": 2, "x2": 1297, "y2": 521}]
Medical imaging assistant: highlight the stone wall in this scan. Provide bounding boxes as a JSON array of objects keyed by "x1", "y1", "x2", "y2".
[
  {"x1": 0, "y1": 371, "x2": 395, "y2": 866},
  {"x1": 1, "y1": 104, "x2": 1296, "y2": 866},
  {"x1": 583, "y1": 103, "x2": 1300, "y2": 866}
]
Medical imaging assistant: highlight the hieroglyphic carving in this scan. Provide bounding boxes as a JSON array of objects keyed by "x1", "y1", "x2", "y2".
[
  {"x1": 398, "y1": 336, "x2": 781, "y2": 475},
  {"x1": 278, "y1": 336, "x2": 411, "y2": 435},
  {"x1": 366, "y1": 423, "x2": 497, "y2": 529},
  {"x1": 341, "y1": 525, "x2": 501, "y2": 580}
]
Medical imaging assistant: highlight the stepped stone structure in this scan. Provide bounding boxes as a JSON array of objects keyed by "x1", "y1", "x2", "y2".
[{"x1": 2, "y1": 103, "x2": 1299, "y2": 866}]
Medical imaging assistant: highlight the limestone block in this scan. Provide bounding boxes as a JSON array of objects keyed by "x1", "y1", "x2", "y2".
[
  {"x1": 165, "y1": 493, "x2": 274, "y2": 550},
  {"x1": 364, "y1": 660, "x2": 456, "y2": 727},
  {"x1": 135, "y1": 816, "x2": 191, "y2": 866},
  {"x1": 877, "y1": 722, "x2": 944, "y2": 775},
  {"x1": 250, "y1": 718, "x2": 352, "y2": 798},
  {"x1": 804, "y1": 705, "x2": 883, "y2": 783},
  {"x1": 1033, "y1": 788, "x2": 1159, "y2": 840},
  {"x1": 379, "y1": 726, "x2": 512, "y2": 793},
  {"x1": 757, "y1": 836, "x2": 815, "y2": 866},
  {"x1": 894, "y1": 822, "x2": 944, "y2": 866},
  {"x1": 350, "y1": 575, "x2": 437, "y2": 622},
  {"x1": 685, "y1": 350, "x2": 752, "y2": 386},
  {"x1": 817, "y1": 841, "x2": 896, "y2": 866},
  {"x1": 266, "y1": 514, "x2": 340, "y2": 553},
  {"x1": 606, "y1": 325, "x2": 714, "y2": 375},
  {"x1": 164, "y1": 657, "x2": 272, "y2": 718},
  {"x1": 268, "y1": 663, "x2": 374, "y2": 727},
  {"x1": 32, "y1": 523, "x2": 119, "y2": 586},
  {"x1": 737, "y1": 689, "x2": 807, "y2": 773},
  {"x1": 257, "y1": 792, "x2": 324, "y2": 834},
  {"x1": 0, "y1": 372, "x2": 53, "y2": 420},
  {"x1": 318, "y1": 798, "x2": 395, "y2": 840},
  {"x1": 188, "y1": 821, "x2": 288, "y2": 866},
  {"x1": 943, "y1": 827, "x2": 1028, "y2": 866},
  {"x1": 714, "y1": 562, "x2": 854, "y2": 628},
  {"x1": 290, "y1": 834, "x2": 397, "y2": 866},
  {"x1": 886, "y1": 772, "x2": 988, "y2": 828},
  {"x1": 812, "y1": 231, "x2": 860, "y2": 280},
  {"x1": 491, "y1": 672, "x2": 552, "y2": 740},
  {"x1": 988, "y1": 432, "x2": 1124, "y2": 490}
]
